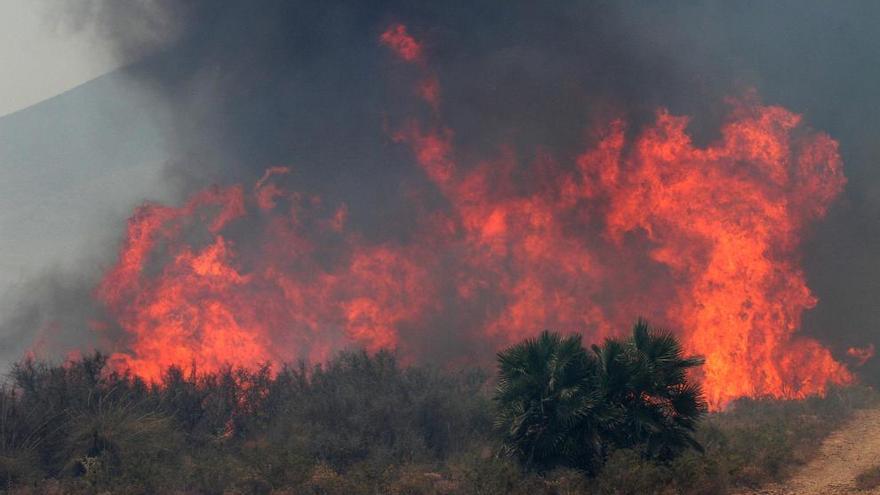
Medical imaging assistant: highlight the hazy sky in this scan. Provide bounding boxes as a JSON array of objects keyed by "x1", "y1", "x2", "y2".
[
  {"x1": 0, "y1": 0, "x2": 171, "y2": 365},
  {"x1": 0, "y1": 0, "x2": 118, "y2": 117}
]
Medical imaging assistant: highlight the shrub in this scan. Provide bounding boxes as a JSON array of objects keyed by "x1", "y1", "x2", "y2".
[
  {"x1": 494, "y1": 331, "x2": 606, "y2": 472},
  {"x1": 592, "y1": 320, "x2": 707, "y2": 461},
  {"x1": 0, "y1": 347, "x2": 873, "y2": 493},
  {"x1": 592, "y1": 449, "x2": 673, "y2": 495},
  {"x1": 690, "y1": 385, "x2": 879, "y2": 488},
  {"x1": 494, "y1": 321, "x2": 706, "y2": 474},
  {"x1": 855, "y1": 465, "x2": 880, "y2": 491}
]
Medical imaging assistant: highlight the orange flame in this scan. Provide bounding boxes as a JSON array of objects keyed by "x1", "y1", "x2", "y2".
[{"x1": 93, "y1": 24, "x2": 851, "y2": 409}]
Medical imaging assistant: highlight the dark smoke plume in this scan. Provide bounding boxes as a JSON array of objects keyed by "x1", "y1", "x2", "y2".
[{"x1": 23, "y1": 1, "x2": 880, "y2": 381}]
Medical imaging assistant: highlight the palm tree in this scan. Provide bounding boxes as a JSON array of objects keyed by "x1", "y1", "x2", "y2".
[
  {"x1": 592, "y1": 319, "x2": 707, "y2": 460},
  {"x1": 494, "y1": 331, "x2": 608, "y2": 472},
  {"x1": 494, "y1": 321, "x2": 707, "y2": 472}
]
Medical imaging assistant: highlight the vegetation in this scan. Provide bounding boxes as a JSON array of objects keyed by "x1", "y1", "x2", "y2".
[
  {"x1": 494, "y1": 321, "x2": 706, "y2": 474},
  {"x1": 855, "y1": 465, "x2": 880, "y2": 491},
  {"x1": 494, "y1": 331, "x2": 607, "y2": 473},
  {"x1": 593, "y1": 321, "x2": 705, "y2": 461},
  {"x1": 0, "y1": 322, "x2": 874, "y2": 494}
]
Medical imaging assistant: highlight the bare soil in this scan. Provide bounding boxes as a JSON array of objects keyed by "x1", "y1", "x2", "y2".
[{"x1": 740, "y1": 407, "x2": 880, "y2": 495}]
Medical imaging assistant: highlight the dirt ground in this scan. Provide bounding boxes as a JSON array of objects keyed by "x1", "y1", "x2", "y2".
[{"x1": 739, "y1": 407, "x2": 880, "y2": 495}]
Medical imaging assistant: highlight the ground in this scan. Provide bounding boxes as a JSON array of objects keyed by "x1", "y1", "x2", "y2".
[{"x1": 741, "y1": 407, "x2": 880, "y2": 495}]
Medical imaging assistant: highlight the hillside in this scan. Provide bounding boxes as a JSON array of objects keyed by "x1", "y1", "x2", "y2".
[{"x1": 0, "y1": 70, "x2": 171, "y2": 366}]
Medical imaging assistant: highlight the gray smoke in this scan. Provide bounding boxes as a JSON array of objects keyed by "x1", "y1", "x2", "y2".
[{"x1": 19, "y1": 1, "x2": 880, "y2": 380}]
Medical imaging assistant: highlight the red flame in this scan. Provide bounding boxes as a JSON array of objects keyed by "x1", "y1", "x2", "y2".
[
  {"x1": 380, "y1": 24, "x2": 424, "y2": 63},
  {"x1": 848, "y1": 344, "x2": 875, "y2": 366},
  {"x1": 380, "y1": 24, "x2": 440, "y2": 109},
  {"x1": 93, "y1": 24, "x2": 852, "y2": 408}
]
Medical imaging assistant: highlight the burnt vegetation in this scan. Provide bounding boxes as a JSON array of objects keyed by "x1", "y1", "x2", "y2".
[{"x1": 0, "y1": 322, "x2": 875, "y2": 494}]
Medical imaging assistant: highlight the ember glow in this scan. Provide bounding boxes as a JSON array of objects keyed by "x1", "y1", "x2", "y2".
[{"x1": 93, "y1": 24, "x2": 851, "y2": 408}]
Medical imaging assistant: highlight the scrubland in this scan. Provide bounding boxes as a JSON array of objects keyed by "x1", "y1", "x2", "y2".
[{"x1": 0, "y1": 351, "x2": 874, "y2": 494}]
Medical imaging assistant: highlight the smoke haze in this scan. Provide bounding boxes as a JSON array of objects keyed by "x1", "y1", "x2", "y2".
[{"x1": 9, "y1": 1, "x2": 879, "y2": 386}]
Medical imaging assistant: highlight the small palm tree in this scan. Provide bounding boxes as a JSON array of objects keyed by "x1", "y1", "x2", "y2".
[
  {"x1": 494, "y1": 331, "x2": 608, "y2": 472},
  {"x1": 494, "y1": 320, "x2": 707, "y2": 473},
  {"x1": 592, "y1": 319, "x2": 707, "y2": 460}
]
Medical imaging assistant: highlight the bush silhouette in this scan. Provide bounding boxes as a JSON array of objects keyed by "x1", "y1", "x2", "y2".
[{"x1": 494, "y1": 320, "x2": 707, "y2": 472}]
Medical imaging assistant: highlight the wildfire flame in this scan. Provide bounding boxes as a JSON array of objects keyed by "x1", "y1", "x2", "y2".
[
  {"x1": 848, "y1": 344, "x2": 875, "y2": 366},
  {"x1": 93, "y1": 24, "x2": 852, "y2": 409}
]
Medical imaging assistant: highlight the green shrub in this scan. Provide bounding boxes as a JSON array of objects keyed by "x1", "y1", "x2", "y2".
[
  {"x1": 667, "y1": 451, "x2": 727, "y2": 495},
  {"x1": 697, "y1": 386, "x2": 879, "y2": 488},
  {"x1": 494, "y1": 321, "x2": 707, "y2": 474},
  {"x1": 449, "y1": 454, "x2": 528, "y2": 495},
  {"x1": 592, "y1": 449, "x2": 673, "y2": 495},
  {"x1": 0, "y1": 350, "x2": 874, "y2": 494}
]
